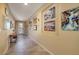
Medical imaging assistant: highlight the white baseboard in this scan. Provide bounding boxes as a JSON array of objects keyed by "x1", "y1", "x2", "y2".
[{"x1": 29, "y1": 36, "x2": 54, "y2": 55}]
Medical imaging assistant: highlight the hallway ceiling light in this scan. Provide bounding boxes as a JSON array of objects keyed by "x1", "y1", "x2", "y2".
[{"x1": 24, "y1": 3, "x2": 28, "y2": 5}]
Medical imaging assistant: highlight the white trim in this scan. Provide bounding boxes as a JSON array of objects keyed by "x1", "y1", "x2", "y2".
[{"x1": 29, "y1": 36, "x2": 54, "y2": 55}]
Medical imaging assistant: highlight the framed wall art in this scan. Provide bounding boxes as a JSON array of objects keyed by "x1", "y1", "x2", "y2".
[
  {"x1": 33, "y1": 25, "x2": 37, "y2": 30},
  {"x1": 33, "y1": 17, "x2": 38, "y2": 30},
  {"x1": 44, "y1": 21, "x2": 55, "y2": 31},
  {"x1": 29, "y1": 20, "x2": 32, "y2": 30},
  {"x1": 44, "y1": 7, "x2": 55, "y2": 22},
  {"x1": 61, "y1": 7, "x2": 79, "y2": 31},
  {"x1": 43, "y1": 5, "x2": 55, "y2": 31}
]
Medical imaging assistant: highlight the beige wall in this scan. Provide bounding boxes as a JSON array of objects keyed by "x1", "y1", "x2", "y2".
[
  {"x1": 0, "y1": 30, "x2": 9, "y2": 54},
  {"x1": 0, "y1": 4, "x2": 5, "y2": 29},
  {"x1": 0, "y1": 3, "x2": 9, "y2": 54},
  {"x1": 28, "y1": 3, "x2": 79, "y2": 55},
  {"x1": 0, "y1": 3, "x2": 15, "y2": 54}
]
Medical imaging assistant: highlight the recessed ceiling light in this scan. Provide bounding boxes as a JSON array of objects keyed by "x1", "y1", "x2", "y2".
[{"x1": 24, "y1": 3, "x2": 28, "y2": 5}]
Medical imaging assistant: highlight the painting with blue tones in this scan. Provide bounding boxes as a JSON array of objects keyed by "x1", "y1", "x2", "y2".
[{"x1": 61, "y1": 7, "x2": 79, "y2": 31}]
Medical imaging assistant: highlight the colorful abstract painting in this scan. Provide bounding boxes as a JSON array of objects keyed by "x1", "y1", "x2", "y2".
[
  {"x1": 43, "y1": 5, "x2": 55, "y2": 31},
  {"x1": 62, "y1": 7, "x2": 79, "y2": 31}
]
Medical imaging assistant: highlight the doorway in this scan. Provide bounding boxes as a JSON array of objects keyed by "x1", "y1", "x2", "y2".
[{"x1": 18, "y1": 22, "x2": 24, "y2": 34}]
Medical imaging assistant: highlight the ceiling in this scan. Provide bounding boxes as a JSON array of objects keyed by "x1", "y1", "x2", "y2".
[{"x1": 8, "y1": 3, "x2": 44, "y2": 21}]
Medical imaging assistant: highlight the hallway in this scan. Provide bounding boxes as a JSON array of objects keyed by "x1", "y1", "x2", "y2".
[
  {"x1": 0, "y1": 3, "x2": 79, "y2": 55},
  {"x1": 6, "y1": 35, "x2": 50, "y2": 55}
]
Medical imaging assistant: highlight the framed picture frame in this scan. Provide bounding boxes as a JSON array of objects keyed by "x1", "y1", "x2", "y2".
[
  {"x1": 61, "y1": 7, "x2": 79, "y2": 31},
  {"x1": 44, "y1": 7, "x2": 55, "y2": 22},
  {"x1": 33, "y1": 17, "x2": 38, "y2": 31},
  {"x1": 10, "y1": 21, "x2": 13, "y2": 29},
  {"x1": 33, "y1": 25, "x2": 37, "y2": 30},
  {"x1": 43, "y1": 5, "x2": 55, "y2": 31},
  {"x1": 44, "y1": 21, "x2": 55, "y2": 31}
]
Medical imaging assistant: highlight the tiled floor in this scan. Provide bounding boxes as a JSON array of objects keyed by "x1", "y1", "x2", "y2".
[{"x1": 6, "y1": 35, "x2": 50, "y2": 55}]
